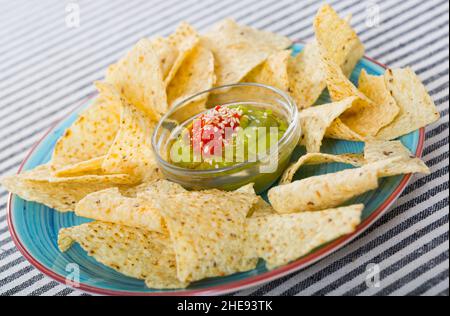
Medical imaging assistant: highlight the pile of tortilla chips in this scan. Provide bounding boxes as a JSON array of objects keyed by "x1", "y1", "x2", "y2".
[{"x1": 1, "y1": 4, "x2": 438, "y2": 289}]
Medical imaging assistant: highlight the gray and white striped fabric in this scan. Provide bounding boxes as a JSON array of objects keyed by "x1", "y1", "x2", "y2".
[{"x1": 0, "y1": 0, "x2": 448, "y2": 296}]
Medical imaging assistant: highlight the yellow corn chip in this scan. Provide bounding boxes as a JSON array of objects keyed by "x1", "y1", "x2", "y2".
[
  {"x1": 268, "y1": 164, "x2": 379, "y2": 213},
  {"x1": 314, "y1": 4, "x2": 365, "y2": 77},
  {"x1": 358, "y1": 68, "x2": 400, "y2": 123},
  {"x1": 167, "y1": 40, "x2": 215, "y2": 108},
  {"x1": 364, "y1": 140, "x2": 430, "y2": 177},
  {"x1": 163, "y1": 22, "x2": 200, "y2": 87},
  {"x1": 376, "y1": 68, "x2": 440, "y2": 140},
  {"x1": 280, "y1": 152, "x2": 365, "y2": 184},
  {"x1": 58, "y1": 221, "x2": 188, "y2": 289},
  {"x1": 1, "y1": 164, "x2": 135, "y2": 212},
  {"x1": 50, "y1": 86, "x2": 121, "y2": 171},
  {"x1": 151, "y1": 36, "x2": 179, "y2": 80},
  {"x1": 127, "y1": 179, "x2": 186, "y2": 198},
  {"x1": 156, "y1": 189, "x2": 259, "y2": 283},
  {"x1": 246, "y1": 204, "x2": 363, "y2": 269},
  {"x1": 235, "y1": 183, "x2": 274, "y2": 218},
  {"x1": 325, "y1": 118, "x2": 365, "y2": 141},
  {"x1": 244, "y1": 50, "x2": 290, "y2": 91},
  {"x1": 102, "y1": 102, "x2": 162, "y2": 182},
  {"x1": 75, "y1": 180, "x2": 186, "y2": 233},
  {"x1": 287, "y1": 11, "x2": 361, "y2": 110},
  {"x1": 53, "y1": 156, "x2": 105, "y2": 177},
  {"x1": 76, "y1": 188, "x2": 165, "y2": 233},
  {"x1": 320, "y1": 55, "x2": 394, "y2": 137},
  {"x1": 106, "y1": 38, "x2": 168, "y2": 121},
  {"x1": 299, "y1": 97, "x2": 357, "y2": 152},
  {"x1": 203, "y1": 18, "x2": 291, "y2": 86},
  {"x1": 248, "y1": 196, "x2": 276, "y2": 218},
  {"x1": 287, "y1": 41, "x2": 327, "y2": 109}
]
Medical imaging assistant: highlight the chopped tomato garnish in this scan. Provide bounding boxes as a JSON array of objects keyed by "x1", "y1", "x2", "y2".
[{"x1": 192, "y1": 105, "x2": 242, "y2": 158}]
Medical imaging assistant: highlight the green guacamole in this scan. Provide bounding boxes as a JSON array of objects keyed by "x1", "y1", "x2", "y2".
[{"x1": 169, "y1": 105, "x2": 288, "y2": 170}]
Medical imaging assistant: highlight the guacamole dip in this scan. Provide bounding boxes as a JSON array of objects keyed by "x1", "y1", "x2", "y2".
[{"x1": 169, "y1": 105, "x2": 288, "y2": 169}]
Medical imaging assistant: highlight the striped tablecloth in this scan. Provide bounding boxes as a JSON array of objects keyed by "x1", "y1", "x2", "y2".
[{"x1": 0, "y1": 0, "x2": 448, "y2": 296}]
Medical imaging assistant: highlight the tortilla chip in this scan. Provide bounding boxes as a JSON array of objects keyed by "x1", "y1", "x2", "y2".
[
  {"x1": 76, "y1": 188, "x2": 165, "y2": 233},
  {"x1": 163, "y1": 22, "x2": 200, "y2": 87},
  {"x1": 167, "y1": 40, "x2": 215, "y2": 108},
  {"x1": 280, "y1": 152, "x2": 365, "y2": 184},
  {"x1": 287, "y1": 41, "x2": 327, "y2": 109},
  {"x1": 50, "y1": 86, "x2": 121, "y2": 171},
  {"x1": 359, "y1": 68, "x2": 400, "y2": 119},
  {"x1": 268, "y1": 164, "x2": 379, "y2": 213},
  {"x1": 364, "y1": 140, "x2": 430, "y2": 177},
  {"x1": 126, "y1": 179, "x2": 186, "y2": 198},
  {"x1": 350, "y1": 68, "x2": 400, "y2": 132},
  {"x1": 246, "y1": 204, "x2": 363, "y2": 268},
  {"x1": 203, "y1": 18, "x2": 291, "y2": 86},
  {"x1": 234, "y1": 183, "x2": 273, "y2": 217},
  {"x1": 102, "y1": 102, "x2": 162, "y2": 182},
  {"x1": 58, "y1": 221, "x2": 188, "y2": 289},
  {"x1": 376, "y1": 68, "x2": 440, "y2": 140},
  {"x1": 105, "y1": 38, "x2": 168, "y2": 121},
  {"x1": 248, "y1": 196, "x2": 276, "y2": 218},
  {"x1": 53, "y1": 156, "x2": 105, "y2": 177},
  {"x1": 299, "y1": 97, "x2": 357, "y2": 152},
  {"x1": 287, "y1": 11, "x2": 361, "y2": 110},
  {"x1": 156, "y1": 189, "x2": 258, "y2": 283},
  {"x1": 325, "y1": 118, "x2": 365, "y2": 141},
  {"x1": 314, "y1": 4, "x2": 365, "y2": 77},
  {"x1": 75, "y1": 180, "x2": 186, "y2": 233},
  {"x1": 151, "y1": 36, "x2": 179, "y2": 80},
  {"x1": 1, "y1": 165, "x2": 135, "y2": 212},
  {"x1": 244, "y1": 50, "x2": 290, "y2": 91},
  {"x1": 320, "y1": 55, "x2": 394, "y2": 137}
]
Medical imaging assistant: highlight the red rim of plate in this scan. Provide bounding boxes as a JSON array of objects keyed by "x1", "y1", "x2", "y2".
[{"x1": 7, "y1": 56, "x2": 425, "y2": 296}]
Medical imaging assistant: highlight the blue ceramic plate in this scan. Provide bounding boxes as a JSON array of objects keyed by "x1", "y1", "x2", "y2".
[{"x1": 7, "y1": 43, "x2": 425, "y2": 295}]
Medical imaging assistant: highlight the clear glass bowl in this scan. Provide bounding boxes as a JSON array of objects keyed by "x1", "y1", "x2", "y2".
[{"x1": 152, "y1": 83, "x2": 301, "y2": 193}]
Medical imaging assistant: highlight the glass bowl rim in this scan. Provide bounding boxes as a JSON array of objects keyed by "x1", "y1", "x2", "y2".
[{"x1": 152, "y1": 82, "x2": 299, "y2": 175}]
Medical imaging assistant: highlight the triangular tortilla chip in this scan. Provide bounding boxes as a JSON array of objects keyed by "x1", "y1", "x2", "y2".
[
  {"x1": 313, "y1": 4, "x2": 365, "y2": 77},
  {"x1": 299, "y1": 97, "x2": 357, "y2": 152},
  {"x1": 151, "y1": 36, "x2": 179, "y2": 80},
  {"x1": 105, "y1": 38, "x2": 168, "y2": 121},
  {"x1": 244, "y1": 50, "x2": 290, "y2": 91},
  {"x1": 76, "y1": 187, "x2": 164, "y2": 233},
  {"x1": 102, "y1": 101, "x2": 163, "y2": 182},
  {"x1": 376, "y1": 68, "x2": 440, "y2": 140},
  {"x1": 203, "y1": 18, "x2": 291, "y2": 86},
  {"x1": 235, "y1": 183, "x2": 276, "y2": 218},
  {"x1": 280, "y1": 152, "x2": 365, "y2": 184},
  {"x1": 269, "y1": 157, "x2": 404, "y2": 214},
  {"x1": 156, "y1": 189, "x2": 259, "y2": 283},
  {"x1": 320, "y1": 55, "x2": 395, "y2": 137},
  {"x1": 287, "y1": 11, "x2": 361, "y2": 110},
  {"x1": 268, "y1": 163, "x2": 379, "y2": 213},
  {"x1": 167, "y1": 40, "x2": 215, "y2": 108},
  {"x1": 358, "y1": 68, "x2": 400, "y2": 121},
  {"x1": 287, "y1": 41, "x2": 327, "y2": 109},
  {"x1": 325, "y1": 118, "x2": 365, "y2": 141},
  {"x1": 75, "y1": 180, "x2": 186, "y2": 233},
  {"x1": 364, "y1": 140, "x2": 430, "y2": 177},
  {"x1": 53, "y1": 156, "x2": 105, "y2": 177},
  {"x1": 248, "y1": 196, "x2": 276, "y2": 218},
  {"x1": 58, "y1": 221, "x2": 188, "y2": 289},
  {"x1": 50, "y1": 84, "x2": 121, "y2": 171},
  {"x1": 125, "y1": 179, "x2": 187, "y2": 198},
  {"x1": 246, "y1": 204, "x2": 363, "y2": 269},
  {"x1": 1, "y1": 165, "x2": 135, "y2": 212},
  {"x1": 163, "y1": 22, "x2": 200, "y2": 87}
]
